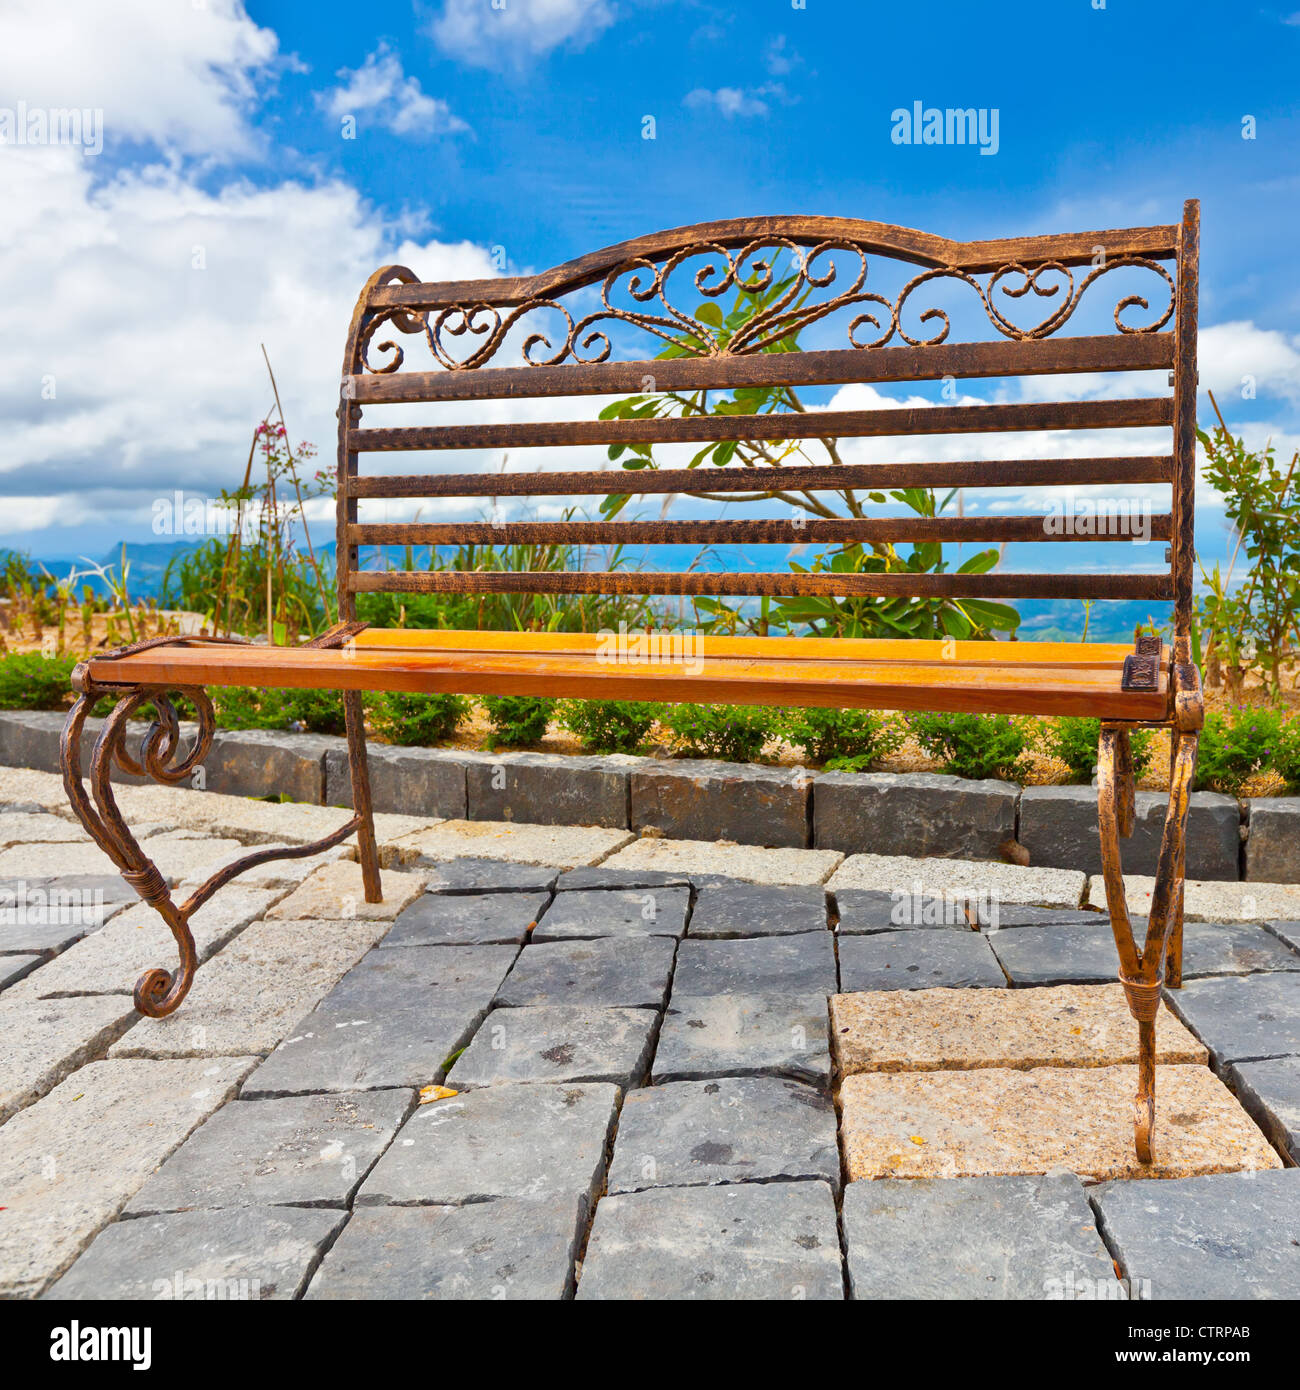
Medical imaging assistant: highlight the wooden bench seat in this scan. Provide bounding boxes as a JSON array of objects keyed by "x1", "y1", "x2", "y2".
[
  {"x1": 86, "y1": 632, "x2": 1170, "y2": 721},
  {"x1": 61, "y1": 204, "x2": 1206, "y2": 1165}
]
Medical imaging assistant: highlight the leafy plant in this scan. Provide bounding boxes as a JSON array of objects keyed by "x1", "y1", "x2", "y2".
[
  {"x1": 665, "y1": 703, "x2": 774, "y2": 762},
  {"x1": 0, "y1": 652, "x2": 77, "y2": 709},
  {"x1": 596, "y1": 255, "x2": 1020, "y2": 642},
  {"x1": 1194, "y1": 706, "x2": 1290, "y2": 794},
  {"x1": 282, "y1": 687, "x2": 347, "y2": 736},
  {"x1": 368, "y1": 692, "x2": 469, "y2": 747},
  {"x1": 779, "y1": 706, "x2": 904, "y2": 768},
  {"x1": 481, "y1": 695, "x2": 556, "y2": 748},
  {"x1": 1196, "y1": 395, "x2": 1300, "y2": 698},
  {"x1": 210, "y1": 686, "x2": 289, "y2": 730},
  {"x1": 558, "y1": 699, "x2": 661, "y2": 754},
  {"x1": 1042, "y1": 716, "x2": 1155, "y2": 783},
  {"x1": 907, "y1": 711, "x2": 1032, "y2": 781}
]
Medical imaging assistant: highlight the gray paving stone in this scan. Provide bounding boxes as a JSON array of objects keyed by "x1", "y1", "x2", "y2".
[
  {"x1": 1245, "y1": 798, "x2": 1300, "y2": 882},
  {"x1": 833, "y1": 887, "x2": 970, "y2": 934},
  {"x1": 607, "y1": 1077, "x2": 839, "y2": 1195},
  {"x1": 242, "y1": 996, "x2": 490, "y2": 1097},
  {"x1": 972, "y1": 904, "x2": 1107, "y2": 929},
  {"x1": 447, "y1": 1005, "x2": 657, "y2": 1088},
  {"x1": 653, "y1": 993, "x2": 831, "y2": 1088},
  {"x1": 204, "y1": 729, "x2": 333, "y2": 804},
  {"x1": 672, "y1": 932, "x2": 837, "y2": 996},
  {"x1": 632, "y1": 758, "x2": 810, "y2": 849},
  {"x1": 46, "y1": 1205, "x2": 346, "y2": 1301},
  {"x1": 422, "y1": 858, "x2": 559, "y2": 895},
  {"x1": 688, "y1": 881, "x2": 827, "y2": 938},
  {"x1": 125, "y1": 1090, "x2": 412, "y2": 1213},
  {"x1": 319, "y1": 943, "x2": 518, "y2": 1012},
  {"x1": 1264, "y1": 920, "x2": 1300, "y2": 955},
  {"x1": 0, "y1": 1056, "x2": 258, "y2": 1298},
  {"x1": 555, "y1": 866, "x2": 692, "y2": 892},
  {"x1": 839, "y1": 929, "x2": 1006, "y2": 991},
  {"x1": 1227, "y1": 1057, "x2": 1300, "y2": 1162},
  {"x1": 468, "y1": 751, "x2": 631, "y2": 829},
  {"x1": 358, "y1": 1080, "x2": 619, "y2": 1214},
  {"x1": 815, "y1": 769, "x2": 1017, "y2": 861},
  {"x1": 494, "y1": 937, "x2": 676, "y2": 1010},
  {"x1": 1167, "y1": 971, "x2": 1300, "y2": 1065},
  {"x1": 325, "y1": 743, "x2": 468, "y2": 820},
  {"x1": 1094, "y1": 1169, "x2": 1300, "y2": 1299},
  {"x1": 0, "y1": 874, "x2": 135, "y2": 953},
  {"x1": 532, "y1": 886, "x2": 689, "y2": 941},
  {"x1": 306, "y1": 1194, "x2": 584, "y2": 1300},
  {"x1": 843, "y1": 1171, "x2": 1120, "y2": 1300},
  {"x1": 1020, "y1": 784, "x2": 1240, "y2": 879},
  {"x1": 990, "y1": 921, "x2": 1300, "y2": 987},
  {"x1": 577, "y1": 1180, "x2": 843, "y2": 1300},
  {"x1": 383, "y1": 891, "x2": 549, "y2": 947},
  {"x1": 0, "y1": 953, "x2": 42, "y2": 991}
]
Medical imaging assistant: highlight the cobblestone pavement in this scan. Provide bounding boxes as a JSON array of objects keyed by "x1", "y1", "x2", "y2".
[{"x1": 2, "y1": 767, "x2": 1298, "y2": 1300}]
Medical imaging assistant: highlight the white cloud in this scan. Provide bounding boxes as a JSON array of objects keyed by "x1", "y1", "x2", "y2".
[
  {"x1": 0, "y1": 0, "x2": 279, "y2": 158},
  {"x1": 0, "y1": 146, "x2": 498, "y2": 541},
  {"x1": 683, "y1": 84, "x2": 790, "y2": 119},
  {"x1": 429, "y1": 0, "x2": 615, "y2": 69},
  {"x1": 320, "y1": 44, "x2": 468, "y2": 138},
  {"x1": 1198, "y1": 320, "x2": 1300, "y2": 403}
]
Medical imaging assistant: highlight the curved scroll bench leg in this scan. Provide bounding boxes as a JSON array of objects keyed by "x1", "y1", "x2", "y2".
[
  {"x1": 61, "y1": 679, "x2": 366, "y2": 1017},
  {"x1": 1098, "y1": 723, "x2": 1198, "y2": 1164}
]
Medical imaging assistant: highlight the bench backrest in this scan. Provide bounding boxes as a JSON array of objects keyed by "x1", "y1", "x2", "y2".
[{"x1": 336, "y1": 204, "x2": 1198, "y2": 637}]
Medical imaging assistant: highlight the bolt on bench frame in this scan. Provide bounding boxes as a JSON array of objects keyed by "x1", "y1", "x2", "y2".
[{"x1": 62, "y1": 204, "x2": 1203, "y2": 1164}]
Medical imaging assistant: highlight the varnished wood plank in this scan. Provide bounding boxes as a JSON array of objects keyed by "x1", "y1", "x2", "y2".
[
  {"x1": 347, "y1": 569, "x2": 1173, "y2": 601},
  {"x1": 349, "y1": 398, "x2": 1173, "y2": 454},
  {"x1": 86, "y1": 641, "x2": 1168, "y2": 720},
  {"x1": 349, "y1": 335, "x2": 1175, "y2": 405},
  {"x1": 348, "y1": 514, "x2": 1174, "y2": 547},
  {"x1": 349, "y1": 456, "x2": 1172, "y2": 500},
  {"x1": 364, "y1": 216, "x2": 1179, "y2": 310}
]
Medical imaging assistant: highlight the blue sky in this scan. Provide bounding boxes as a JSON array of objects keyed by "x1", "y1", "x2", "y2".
[{"x1": 2, "y1": 0, "x2": 1299, "y2": 617}]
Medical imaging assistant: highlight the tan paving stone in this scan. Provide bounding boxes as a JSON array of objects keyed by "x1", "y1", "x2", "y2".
[
  {"x1": 0, "y1": 994, "x2": 140, "y2": 1123},
  {"x1": 0, "y1": 766, "x2": 65, "y2": 809},
  {"x1": 604, "y1": 836, "x2": 842, "y2": 886},
  {"x1": 830, "y1": 854, "x2": 1085, "y2": 908},
  {"x1": 0, "y1": 835, "x2": 245, "y2": 883},
  {"x1": 1088, "y1": 873, "x2": 1300, "y2": 924},
  {"x1": 0, "y1": 1056, "x2": 256, "y2": 1297},
  {"x1": 6, "y1": 887, "x2": 279, "y2": 1001},
  {"x1": 266, "y1": 861, "x2": 423, "y2": 921},
  {"x1": 839, "y1": 1065, "x2": 1282, "y2": 1182},
  {"x1": 389, "y1": 819, "x2": 634, "y2": 870},
  {"x1": 831, "y1": 984, "x2": 1208, "y2": 1075},
  {"x1": 107, "y1": 917, "x2": 393, "y2": 1059},
  {"x1": 0, "y1": 812, "x2": 88, "y2": 847}
]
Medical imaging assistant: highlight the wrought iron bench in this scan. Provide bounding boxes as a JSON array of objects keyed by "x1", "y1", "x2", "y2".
[{"x1": 62, "y1": 203, "x2": 1203, "y2": 1163}]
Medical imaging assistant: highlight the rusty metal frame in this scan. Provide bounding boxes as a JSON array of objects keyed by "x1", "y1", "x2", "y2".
[{"x1": 59, "y1": 636, "x2": 382, "y2": 1017}]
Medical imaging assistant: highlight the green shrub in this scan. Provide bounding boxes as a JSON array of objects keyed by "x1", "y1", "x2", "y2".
[
  {"x1": 558, "y1": 699, "x2": 661, "y2": 754},
  {"x1": 368, "y1": 691, "x2": 468, "y2": 746},
  {"x1": 1271, "y1": 718, "x2": 1300, "y2": 793},
  {"x1": 210, "y1": 686, "x2": 288, "y2": 730},
  {"x1": 0, "y1": 652, "x2": 77, "y2": 710},
  {"x1": 780, "y1": 706, "x2": 904, "y2": 769},
  {"x1": 1195, "y1": 707, "x2": 1289, "y2": 794},
  {"x1": 481, "y1": 695, "x2": 556, "y2": 749},
  {"x1": 907, "y1": 711, "x2": 1032, "y2": 781},
  {"x1": 282, "y1": 687, "x2": 347, "y2": 736},
  {"x1": 665, "y1": 703, "x2": 773, "y2": 763},
  {"x1": 1043, "y1": 716, "x2": 1155, "y2": 783}
]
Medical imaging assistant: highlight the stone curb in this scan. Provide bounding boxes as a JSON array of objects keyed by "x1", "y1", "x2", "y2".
[{"x1": 4, "y1": 710, "x2": 1297, "y2": 880}]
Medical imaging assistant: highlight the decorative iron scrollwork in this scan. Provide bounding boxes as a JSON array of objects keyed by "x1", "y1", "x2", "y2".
[{"x1": 358, "y1": 237, "x2": 1177, "y2": 372}]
